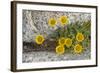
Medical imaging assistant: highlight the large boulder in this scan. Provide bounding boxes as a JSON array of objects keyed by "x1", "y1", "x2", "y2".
[{"x1": 22, "y1": 10, "x2": 91, "y2": 42}]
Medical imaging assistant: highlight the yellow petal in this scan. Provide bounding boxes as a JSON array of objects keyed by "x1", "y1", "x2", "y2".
[
  {"x1": 59, "y1": 16, "x2": 69, "y2": 26},
  {"x1": 65, "y1": 38, "x2": 72, "y2": 47},
  {"x1": 35, "y1": 35, "x2": 44, "y2": 45},
  {"x1": 58, "y1": 37, "x2": 66, "y2": 45},
  {"x1": 74, "y1": 44, "x2": 83, "y2": 54},
  {"x1": 48, "y1": 18, "x2": 57, "y2": 27},
  {"x1": 76, "y1": 33, "x2": 84, "y2": 42},
  {"x1": 56, "y1": 45, "x2": 65, "y2": 55}
]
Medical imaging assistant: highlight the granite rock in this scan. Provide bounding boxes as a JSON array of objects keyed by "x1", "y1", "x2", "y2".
[{"x1": 22, "y1": 10, "x2": 91, "y2": 42}]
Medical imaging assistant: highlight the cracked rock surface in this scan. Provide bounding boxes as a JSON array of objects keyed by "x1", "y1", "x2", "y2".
[{"x1": 23, "y1": 10, "x2": 91, "y2": 42}]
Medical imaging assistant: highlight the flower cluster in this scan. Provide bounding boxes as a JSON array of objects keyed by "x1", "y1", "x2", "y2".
[
  {"x1": 34, "y1": 15, "x2": 90, "y2": 55},
  {"x1": 56, "y1": 32, "x2": 84, "y2": 55},
  {"x1": 48, "y1": 16, "x2": 69, "y2": 27}
]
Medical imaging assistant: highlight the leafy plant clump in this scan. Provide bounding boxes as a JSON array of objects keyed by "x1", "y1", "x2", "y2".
[{"x1": 34, "y1": 15, "x2": 91, "y2": 55}]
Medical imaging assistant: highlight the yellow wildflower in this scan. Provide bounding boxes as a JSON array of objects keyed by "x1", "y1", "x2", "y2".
[
  {"x1": 59, "y1": 16, "x2": 68, "y2": 26},
  {"x1": 58, "y1": 37, "x2": 66, "y2": 45},
  {"x1": 48, "y1": 18, "x2": 57, "y2": 27},
  {"x1": 56, "y1": 45, "x2": 65, "y2": 55},
  {"x1": 65, "y1": 38, "x2": 72, "y2": 47},
  {"x1": 35, "y1": 35, "x2": 44, "y2": 45},
  {"x1": 74, "y1": 44, "x2": 83, "y2": 54},
  {"x1": 76, "y1": 33, "x2": 84, "y2": 42}
]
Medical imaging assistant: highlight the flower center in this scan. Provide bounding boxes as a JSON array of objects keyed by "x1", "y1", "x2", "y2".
[
  {"x1": 75, "y1": 45, "x2": 82, "y2": 52},
  {"x1": 60, "y1": 39, "x2": 65, "y2": 44},
  {"x1": 78, "y1": 35, "x2": 83, "y2": 40},
  {"x1": 51, "y1": 19, "x2": 56, "y2": 25},
  {"x1": 66, "y1": 40, "x2": 71, "y2": 45},
  {"x1": 38, "y1": 37, "x2": 42, "y2": 42},
  {"x1": 61, "y1": 18, "x2": 67, "y2": 23}
]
